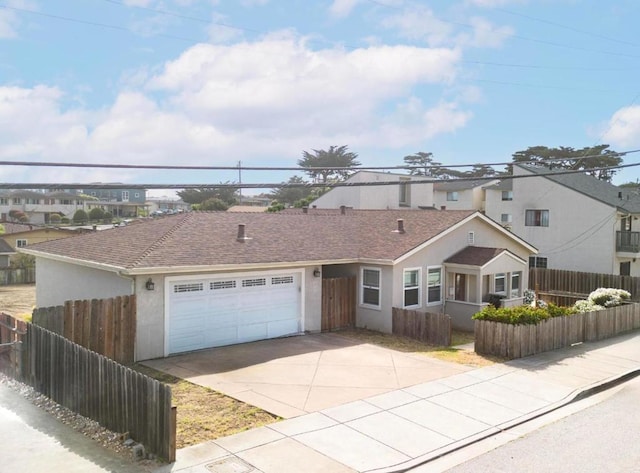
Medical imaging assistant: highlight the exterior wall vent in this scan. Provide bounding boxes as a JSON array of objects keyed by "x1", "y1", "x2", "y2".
[{"x1": 237, "y1": 224, "x2": 252, "y2": 242}]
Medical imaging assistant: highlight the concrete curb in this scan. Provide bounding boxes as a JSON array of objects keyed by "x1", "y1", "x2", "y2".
[{"x1": 366, "y1": 367, "x2": 640, "y2": 473}]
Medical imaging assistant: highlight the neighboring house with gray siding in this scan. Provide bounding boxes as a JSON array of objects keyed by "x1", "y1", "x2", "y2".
[{"x1": 22, "y1": 209, "x2": 536, "y2": 360}]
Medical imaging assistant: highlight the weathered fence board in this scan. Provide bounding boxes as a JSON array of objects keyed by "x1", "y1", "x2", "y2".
[
  {"x1": 392, "y1": 307, "x2": 452, "y2": 346},
  {"x1": 32, "y1": 295, "x2": 136, "y2": 364},
  {"x1": 530, "y1": 268, "x2": 640, "y2": 301},
  {"x1": 0, "y1": 268, "x2": 35, "y2": 286},
  {"x1": 475, "y1": 303, "x2": 640, "y2": 359},
  {"x1": 1, "y1": 313, "x2": 175, "y2": 462},
  {"x1": 321, "y1": 277, "x2": 356, "y2": 331}
]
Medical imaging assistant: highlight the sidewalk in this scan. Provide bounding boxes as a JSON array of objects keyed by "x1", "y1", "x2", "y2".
[{"x1": 154, "y1": 331, "x2": 640, "y2": 473}]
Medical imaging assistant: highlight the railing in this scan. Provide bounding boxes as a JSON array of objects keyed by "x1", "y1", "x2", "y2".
[{"x1": 616, "y1": 231, "x2": 640, "y2": 253}]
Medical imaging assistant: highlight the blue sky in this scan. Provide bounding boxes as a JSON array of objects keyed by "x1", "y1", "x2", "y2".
[{"x1": 1, "y1": 0, "x2": 640, "y2": 198}]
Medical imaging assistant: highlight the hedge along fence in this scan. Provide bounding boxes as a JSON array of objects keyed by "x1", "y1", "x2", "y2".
[{"x1": 475, "y1": 303, "x2": 640, "y2": 359}]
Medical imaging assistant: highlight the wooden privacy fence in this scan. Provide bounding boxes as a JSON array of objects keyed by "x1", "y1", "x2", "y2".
[
  {"x1": 392, "y1": 308, "x2": 452, "y2": 346},
  {"x1": 0, "y1": 313, "x2": 27, "y2": 377},
  {"x1": 32, "y1": 295, "x2": 136, "y2": 364},
  {"x1": 322, "y1": 277, "x2": 356, "y2": 331},
  {"x1": 475, "y1": 303, "x2": 640, "y2": 359},
  {"x1": 530, "y1": 268, "x2": 640, "y2": 301},
  {"x1": 1, "y1": 313, "x2": 175, "y2": 462},
  {"x1": 0, "y1": 268, "x2": 35, "y2": 285}
]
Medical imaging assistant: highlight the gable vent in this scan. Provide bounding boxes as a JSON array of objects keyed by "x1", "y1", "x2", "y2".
[{"x1": 468, "y1": 231, "x2": 475, "y2": 245}]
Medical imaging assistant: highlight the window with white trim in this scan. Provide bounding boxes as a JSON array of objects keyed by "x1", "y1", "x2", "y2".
[
  {"x1": 446, "y1": 191, "x2": 458, "y2": 201},
  {"x1": 361, "y1": 268, "x2": 381, "y2": 308},
  {"x1": 494, "y1": 273, "x2": 506, "y2": 294},
  {"x1": 403, "y1": 268, "x2": 420, "y2": 308},
  {"x1": 426, "y1": 266, "x2": 442, "y2": 304},
  {"x1": 525, "y1": 209, "x2": 549, "y2": 227},
  {"x1": 16, "y1": 239, "x2": 27, "y2": 248},
  {"x1": 501, "y1": 213, "x2": 512, "y2": 224},
  {"x1": 399, "y1": 178, "x2": 411, "y2": 206},
  {"x1": 174, "y1": 282, "x2": 203, "y2": 293},
  {"x1": 501, "y1": 190, "x2": 513, "y2": 201},
  {"x1": 122, "y1": 191, "x2": 129, "y2": 202},
  {"x1": 510, "y1": 272, "x2": 521, "y2": 298},
  {"x1": 529, "y1": 256, "x2": 548, "y2": 268}
]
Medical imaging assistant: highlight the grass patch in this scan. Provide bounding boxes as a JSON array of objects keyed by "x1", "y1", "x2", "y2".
[
  {"x1": 333, "y1": 328, "x2": 502, "y2": 367},
  {"x1": 131, "y1": 364, "x2": 280, "y2": 449}
]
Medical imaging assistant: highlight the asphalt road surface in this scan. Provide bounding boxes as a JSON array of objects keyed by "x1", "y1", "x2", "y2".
[{"x1": 441, "y1": 376, "x2": 640, "y2": 473}]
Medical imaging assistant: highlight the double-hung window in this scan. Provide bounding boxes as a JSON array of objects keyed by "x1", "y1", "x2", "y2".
[
  {"x1": 529, "y1": 256, "x2": 548, "y2": 268},
  {"x1": 426, "y1": 266, "x2": 442, "y2": 304},
  {"x1": 525, "y1": 209, "x2": 549, "y2": 227},
  {"x1": 494, "y1": 273, "x2": 506, "y2": 294},
  {"x1": 361, "y1": 268, "x2": 381, "y2": 308},
  {"x1": 510, "y1": 272, "x2": 521, "y2": 298},
  {"x1": 501, "y1": 190, "x2": 513, "y2": 201},
  {"x1": 446, "y1": 191, "x2": 458, "y2": 201},
  {"x1": 403, "y1": 268, "x2": 420, "y2": 308}
]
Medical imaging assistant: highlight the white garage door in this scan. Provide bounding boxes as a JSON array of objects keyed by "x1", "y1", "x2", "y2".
[{"x1": 167, "y1": 273, "x2": 302, "y2": 354}]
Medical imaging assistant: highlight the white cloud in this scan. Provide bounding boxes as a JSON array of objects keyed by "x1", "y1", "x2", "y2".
[
  {"x1": 329, "y1": 0, "x2": 363, "y2": 19},
  {"x1": 602, "y1": 106, "x2": 640, "y2": 148},
  {"x1": 383, "y1": 6, "x2": 513, "y2": 48},
  {"x1": 0, "y1": 34, "x2": 473, "y2": 183},
  {"x1": 466, "y1": 0, "x2": 526, "y2": 7}
]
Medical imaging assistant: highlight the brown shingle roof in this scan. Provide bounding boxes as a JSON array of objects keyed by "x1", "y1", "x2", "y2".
[
  {"x1": 444, "y1": 246, "x2": 513, "y2": 266},
  {"x1": 26, "y1": 209, "x2": 478, "y2": 270}
]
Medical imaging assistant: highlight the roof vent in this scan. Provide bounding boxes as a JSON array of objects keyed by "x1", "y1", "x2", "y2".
[
  {"x1": 302, "y1": 206, "x2": 308, "y2": 214},
  {"x1": 440, "y1": 205, "x2": 446, "y2": 210},
  {"x1": 236, "y1": 224, "x2": 252, "y2": 242},
  {"x1": 393, "y1": 219, "x2": 405, "y2": 234}
]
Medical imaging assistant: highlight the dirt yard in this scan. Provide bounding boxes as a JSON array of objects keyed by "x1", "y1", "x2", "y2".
[{"x1": 0, "y1": 284, "x2": 36, "y2": 320}]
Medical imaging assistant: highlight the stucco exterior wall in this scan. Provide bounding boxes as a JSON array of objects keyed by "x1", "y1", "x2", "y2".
[
  {"x1": 312, "y1": 172, "x2": 434, "y2": 209},
  {"x1": 487, "y1": 167, "x2": 617, "y2": 273},
  {"x1": 433, "y1": 189, "x2": 477, "y2": 211},
  {"x1": 134, "y1": 266, "x2": 322, "y2": 361},
  {"x1": 356, "y1": 264, "x2": 394, "y2": 332},
  {"x1": 34, "y1": 258, "x2": 133, "y2": 308}
]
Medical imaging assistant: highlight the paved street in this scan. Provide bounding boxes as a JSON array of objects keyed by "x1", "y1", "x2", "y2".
[
  {"x1": 441, "y1": 376, "x2": 640, "y2": 473},
  {"x1": 0, "y1": 382, "x2": 146, "y2": 473}
]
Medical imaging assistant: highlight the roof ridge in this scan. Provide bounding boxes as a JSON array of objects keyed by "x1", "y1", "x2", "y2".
[{"x1": 129, "y1": 213, "x2": 193, "y2": 268}]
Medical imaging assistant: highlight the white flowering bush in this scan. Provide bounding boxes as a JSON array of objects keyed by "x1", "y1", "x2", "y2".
[
  {"x1": 573, "y1": 299, "x2": 604, "y2": 313},
  {"x1": 588, "y1": 288, "x2": 631, "y2": 307},
  {"x1": 523, "y1": 289, "x2": 536, "y2": 305},
  {"x1": 573, "y1": 288, "x2": 631, "y2": 313}
]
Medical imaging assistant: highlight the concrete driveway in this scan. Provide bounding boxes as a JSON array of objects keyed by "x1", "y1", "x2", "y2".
[{"x1": 143, "y1": 333, "x2": 471, "y2": 418}]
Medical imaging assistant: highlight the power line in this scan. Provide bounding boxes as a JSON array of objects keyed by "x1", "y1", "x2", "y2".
[
  {"x1": 0, "y1": 149, "x2": 636, "y2": 172},
  {"x1": 2, "y1": 163, "x2": 640, "y2": 190}
]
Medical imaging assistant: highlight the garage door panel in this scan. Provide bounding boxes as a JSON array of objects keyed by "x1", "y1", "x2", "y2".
[{"x1": 168, "y1": 272, "x2": 302, "y2": 354}]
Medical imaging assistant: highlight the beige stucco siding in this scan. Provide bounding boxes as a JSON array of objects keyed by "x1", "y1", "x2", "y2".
[{"x1": 35, "y1": 258, "x2": 133, "y2": 308}]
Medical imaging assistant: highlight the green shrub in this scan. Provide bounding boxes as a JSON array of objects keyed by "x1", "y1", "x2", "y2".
[
  {"x1": 49, "y1": 213, "x2": 61, "y2": 224},
  {"x1": 61, "y1": 217, "x2": 70, "y2": 224},
  {"x1": 88, "y1": 207, "x2": 105, "y2": 221},
  {"x1": 473, "y1": 303, "x2": 576, "y2": 325},
  {"x1": 72, "y1": 209, "x2": 89, "y2": 224}
]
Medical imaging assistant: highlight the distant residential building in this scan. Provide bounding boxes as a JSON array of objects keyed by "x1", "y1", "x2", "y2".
[{"x1": 82, "y1": 186, "x2": 148, "y2": 218}]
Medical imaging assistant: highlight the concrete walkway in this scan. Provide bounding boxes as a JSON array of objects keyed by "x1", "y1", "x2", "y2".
[
  {"x1": 154, "y1": 331, "x2": 640, "y2": 473},
  {"x1": 144, "y1": 333, "x2": 470, "y2": 418}
]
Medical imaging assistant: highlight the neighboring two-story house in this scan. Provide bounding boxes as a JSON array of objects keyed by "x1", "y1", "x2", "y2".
[
  {"x1": 485, "y1": 164, "x2": 640, "y2": 276},
  {"x1": 83, "y1": 186, "x2": 148, "y2": 218},
  {"x1": 0, "y1": 191, "x2": 90, "y2": 224},
  {"x1": 433, "y1": 179, "x2": 499, "y2": 212},
  {"x1": 311, "y1": 171, "x2": 435, "y2": 209}
]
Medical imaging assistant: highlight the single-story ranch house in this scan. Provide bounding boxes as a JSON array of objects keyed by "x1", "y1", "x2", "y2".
[{"x1": 22, "y1": 209, "x2": 537, "y2": 361}]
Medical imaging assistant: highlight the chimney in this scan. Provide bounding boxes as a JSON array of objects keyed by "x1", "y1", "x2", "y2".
[
  {"x1": 440, "y1": 205, "x2": 446, "y2": 210},
  {"x1": 237, "y1": 224, "x2": 251, "y2": 242},
  {"x1": 393, "y1": 219, "x2": 405, "y2": 234},
  {"x1": 340, "y1": 205, "x2": 346, "y2": 215},
  {"x1": 302, "y1": 206, "x2": 308, "y2": 214}
]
